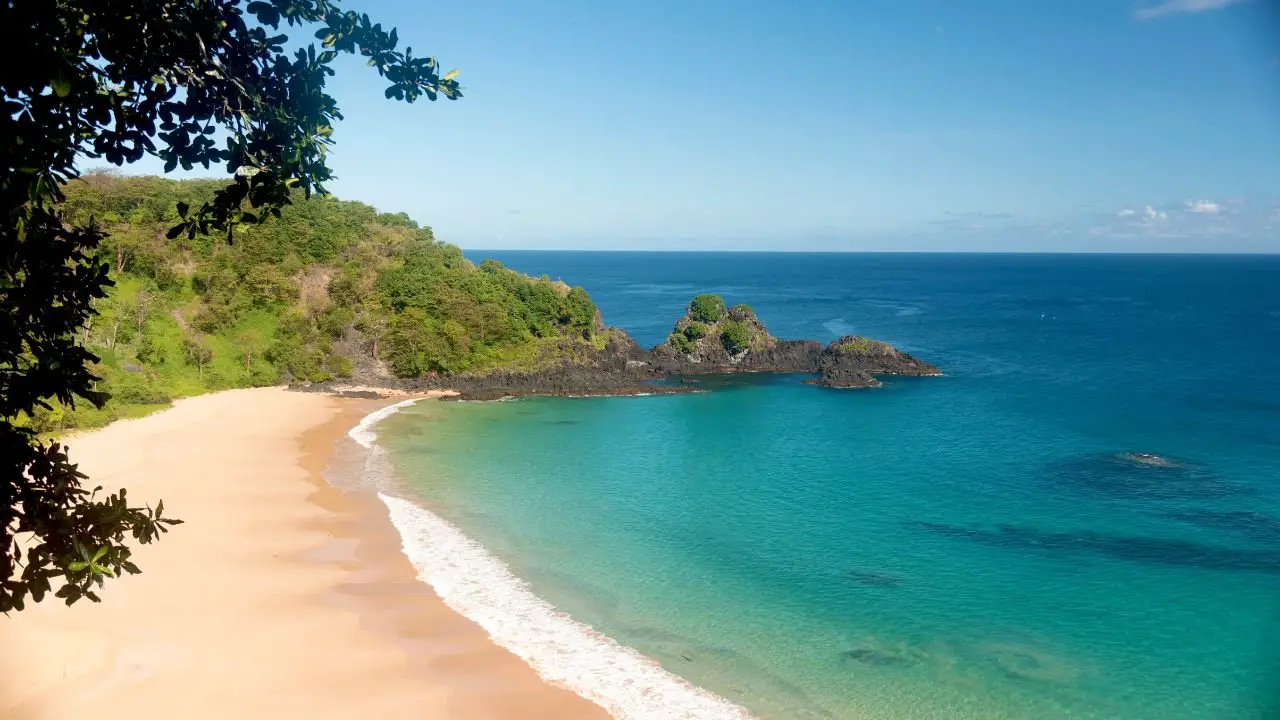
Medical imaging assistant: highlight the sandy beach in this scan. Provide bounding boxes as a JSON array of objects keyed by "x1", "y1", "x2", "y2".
[{"x1": 0, "y1": 387, "x2": 608, "y2": 720}]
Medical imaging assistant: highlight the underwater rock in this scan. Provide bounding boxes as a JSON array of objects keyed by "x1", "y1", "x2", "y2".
[
  {"x1": 839, "y1": 647, "x2": 916, "y2": 667},
  {"x1": 914, "y1": 521, "x2": 1280, "y2": 575},
  {"x1": 1120, "y1": 451, "x2": 1179, "y2": 468},
  {"x1": 1044, "y1": 452, "x2": 1242, "y2": 500},
  {"x1": 978, "y1": 642, "x2": 1080, "y2": 684},
  {"x1": 1159, "y1": 509, "x2": 1280, "y2": 544},
  {"x1": 844, "y1": 569, "x2": 906, "y2": 588}
]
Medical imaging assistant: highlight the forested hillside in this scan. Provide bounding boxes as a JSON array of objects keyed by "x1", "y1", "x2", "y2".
[{"x1": 30, "y1": 173, "x2": 601, "y2": 432}]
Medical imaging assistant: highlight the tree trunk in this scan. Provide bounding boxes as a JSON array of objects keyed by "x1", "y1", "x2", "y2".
[
  {"x1": 245, "y1": 347, "x2": 252, "y2": 371},
  {"x1": 135, "y1": 293, "x2": 148, "y2": 332},
  {"x1": 115, "y1": 244, "x2": 126, "y2": 274},
  {"x1": 372, "y1": 336, "x2": 379, "y2": 360},
  {"x1": 109, "y1": 318, "x2": 120, "y2": 351}
]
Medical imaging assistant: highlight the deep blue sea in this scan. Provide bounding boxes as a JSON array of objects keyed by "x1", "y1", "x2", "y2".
[{"x1": 369, "y1": 253, "x2": 1280, "y2": 719}]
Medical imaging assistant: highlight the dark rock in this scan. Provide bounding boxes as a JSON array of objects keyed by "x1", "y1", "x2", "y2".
[
  {"x1": 1121, "y1": 451, "x2": 1178, "y2": 468},
  {"x1": 1159, "y1": 509, "x2": 1280, "y2": 544},
  {"x1": 839, "y1": 648, "x2": 915, "y2": 667},
  {"x1": 811, "y1": 336, "x2": 940, "y2": 389},
  {"x1": 1045, "y1": 452, "x2": 1241, "y2": 500},
  {"x1": 914, "y1": 521, "x2": 1280, "y2": 575},
  {"x1": 845, "y1": 569, "x2": 906, "y2": 588}
]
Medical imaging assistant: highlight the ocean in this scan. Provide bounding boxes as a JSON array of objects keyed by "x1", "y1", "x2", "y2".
[{"x1": 359, "y1": 252, "x2": 1280, "y2": 719}]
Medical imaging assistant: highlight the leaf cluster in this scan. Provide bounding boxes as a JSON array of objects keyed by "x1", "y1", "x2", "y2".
[
  {"x1": 689, "y1": 294, "x2": 726, "y2": 323},
  {"x1": 1, "y1": 0, "x2": 458, "y2": 611}
]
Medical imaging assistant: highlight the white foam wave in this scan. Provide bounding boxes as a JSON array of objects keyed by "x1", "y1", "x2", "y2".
[
  {"x1": 378, "y1": 492, "x2": 754, "y2": 719},
  {"x1": 823, "y1": 318, "x2": 855, "y2": 336},
  {"x1": 346, "y1": 397, "x2": 753, "y2": 717},
  {"x1": 347, "y1": 398, "x2": 420, "y2": 448}
]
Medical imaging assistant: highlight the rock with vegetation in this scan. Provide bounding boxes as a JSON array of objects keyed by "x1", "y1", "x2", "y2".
[
  {"x1": 813, "y1": 336, "x2": 941, "y2": 388},
  {"x1": 648, "y1": 297, "x2": 939, "y2": 388},
  {"x1": 651, "y1": 295, "x2": 780, "y2": 370}
]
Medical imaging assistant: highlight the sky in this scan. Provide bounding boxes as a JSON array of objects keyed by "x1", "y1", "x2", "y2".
[{"x1": 128, "y1": 0, "x2": 1280, "y2": 252}]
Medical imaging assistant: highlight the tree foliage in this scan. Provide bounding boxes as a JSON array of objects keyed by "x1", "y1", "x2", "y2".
[
  {"x1": 689, "y1": 293, "x2": 726, "y2": 323},
  {"x1": 720, "y1": 321, "x2": 751, "y2": 355},
  {"x1": 1, "y1": 0, "x2": 460, "y2": 612},
  {"x1": 669, "y1": 331, "x2": 695, "y2": 355},
  {"x1": 683, "y1": 321, "x2": 709, "y2": 340}
]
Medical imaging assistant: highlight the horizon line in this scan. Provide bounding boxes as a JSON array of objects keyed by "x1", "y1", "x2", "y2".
[{"x1": 459, "y1": 247, "x2": 1280, "y2": 256}]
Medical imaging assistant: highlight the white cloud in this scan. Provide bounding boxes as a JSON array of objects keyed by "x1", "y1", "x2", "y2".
[
  {"x1": 1117, "y1": 208, "x2": 1137, "y2": 217},
  {"x1": 1184, "y1": 200, "x2": 1223, "y2": 214},
  {"x1": 1134, "y1": 0, "x2": 1248, "y2": 20},
  {"x1": 1142, "y1": 205, "x2": 1167, "y2": 222}
]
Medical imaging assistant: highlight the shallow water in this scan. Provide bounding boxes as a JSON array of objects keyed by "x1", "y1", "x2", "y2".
[{"x1": 376, "y1": 253, "x2": 1280, "y2": 719}]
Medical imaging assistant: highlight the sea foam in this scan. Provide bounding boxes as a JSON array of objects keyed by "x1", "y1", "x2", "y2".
[
  {"x1": 347, "y1": 398, "x2": 420, "y2": 449},
  {"x1": 352, "y1": 401, "x2": 754, "y2": 720}
]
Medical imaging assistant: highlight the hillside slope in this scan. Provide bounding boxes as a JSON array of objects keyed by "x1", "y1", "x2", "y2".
[{"x1": 29, "y1": 173, "x2": 602, "y2": 432}]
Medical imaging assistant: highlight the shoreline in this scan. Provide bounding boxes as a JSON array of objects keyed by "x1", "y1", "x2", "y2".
[
  {"x1": 0, "y1": 387, "x2": 607, "y2": 719},
  {"x1": 353, "y1": 396, "x2": 755, "y2": 720}
]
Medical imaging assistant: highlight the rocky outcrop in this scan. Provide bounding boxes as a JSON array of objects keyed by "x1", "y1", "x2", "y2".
[
  {"x1": 650, "y1": 294, "x2": 778, "y2": 368},
  {"x1": 812, "y1": 336, "x2": 940, "y2": 389},
  {"x1": 298, "y1": 295, "x2": 940, "y2": 399},
  {"x1": 646, "y1": 296, "x2": 937, "y2": 391}
]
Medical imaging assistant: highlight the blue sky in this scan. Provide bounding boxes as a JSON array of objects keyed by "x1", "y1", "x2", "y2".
[{"x1": 130, "y1": 0, "x2": 1280, "y2": 252}]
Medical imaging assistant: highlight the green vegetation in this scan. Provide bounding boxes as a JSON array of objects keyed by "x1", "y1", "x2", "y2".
[
  {"x1": 689, "y1": 294, "x2": 726, "y2": 323},
  {"x1": 16, "y1": 173, "x2": 602, "y2": 436},
  {"x1": 833, "y1": 336, "x2": 892, "y2": 354},
  {"x1": 720, "y1": 321, "x2": 752, "y2": 355},
  {"x1": 666, "y1": 296, "x2": 771, "y2": 357},
  {"x1": 669, "y1": 331, "x2": 696, "y2": 355},
  {"x1": 683, "y1": 321, "x2": 709, "y2": 340},
  {"x1": 667, "y1": 319, "x2": 712, "y2": 355}
]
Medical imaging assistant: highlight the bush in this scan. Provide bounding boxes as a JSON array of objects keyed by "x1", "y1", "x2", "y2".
[
  {"x1": 135, "y1": 333, "x2": 161, "y2": 365},
  {"x1": 327, "y1": 270, "x2": 361, "y2": 307},
  {"x1": 689, "y1": 294, "x2": 725, "y2": 323},
  {"x1": 107, "y1": 373, "x2": 171, "y2": 405},
  {"x1": 385, "y1": 308, "x2": 453, "y2": 377},
  {"x1": 192, "y1": 303, "x2": 234, "y2": 333},
  {"x1": 683, "y1": 321, "x2": 708, "y2": 340},
  {"x1": 152, "y1": 263, "x2": 181, "y2": 292},
  {"x1": 721, "y1": 321, "x2": 751, "y2": 355},
  {"x1": 327, "y1": 354, "x2": 354, "y2": 378},
  {"x1": 669, "y1": 331, "x2": 695, "y2": 355},
  {"x1": 375, "y1": 211, "x2": 419, "y2": 229},
  {"x1": 319, "y1": 306, "x2": 354, "y2": 339}
]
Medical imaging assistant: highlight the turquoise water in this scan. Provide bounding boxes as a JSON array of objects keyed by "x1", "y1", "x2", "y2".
[{"x1": 375, "y1": 253, "x2": 1280, "y2": 719}]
